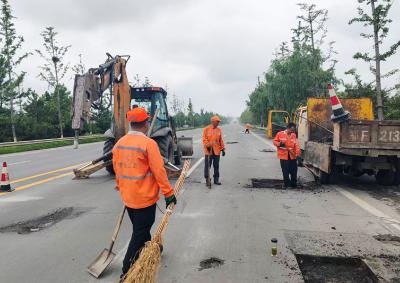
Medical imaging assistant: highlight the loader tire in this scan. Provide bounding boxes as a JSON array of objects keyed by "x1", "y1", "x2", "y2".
[
  {"x1": 103, "y1": 138, "x2": 115, "y2": 175},
  {"x1": 155, "y1": 135, "x2": 174, "y2": 163},
  {"x1": 174, "y1": 146, "x2": 182, "y2": 166},
  {"x1": 375, "y1": 170, "x2": 395, "y2": 186}
]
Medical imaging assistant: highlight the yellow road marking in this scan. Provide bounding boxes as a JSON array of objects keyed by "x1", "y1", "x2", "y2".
[
  {"x1": 10, "y1": 162, "x2": 87, "y2": 184},
  {"x1": 0, "y1": 172, "x2": 73, "y2": 196}
]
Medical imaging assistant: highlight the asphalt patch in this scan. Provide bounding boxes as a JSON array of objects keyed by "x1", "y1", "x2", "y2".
[
  {"x1": 0, "y1": 207, "x2": 90, "y2": 234},
  {"x1": 295, "y1": 254, "x2": 379, "y2": 283},
  {"x1": 247, "y1": 178, "x2": 319, "y2": 190},
  {"x1": 374, "y1": 234, "x2": 400, "y2": 246},
  {"x1": 198, "y1": 257, "x2": 224, "y2": 271},
  {"x1": 259, "y1": 148, "x2": 275, "y2": 152}
]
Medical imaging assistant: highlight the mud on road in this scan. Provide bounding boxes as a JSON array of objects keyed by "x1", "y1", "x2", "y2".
[{"x1": 0, "y1": 207, "x2": 91, "y2": 234}]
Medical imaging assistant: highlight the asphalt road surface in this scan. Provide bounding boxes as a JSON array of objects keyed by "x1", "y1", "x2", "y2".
[{"x1": 1, "y1": 124, "x2": 400, "y2": 282}]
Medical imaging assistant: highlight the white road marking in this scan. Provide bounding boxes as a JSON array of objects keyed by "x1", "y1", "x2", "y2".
[
  {"x1": 0, "y1": 195, "x2": 43, "y2": 202},
  {"x1": 334, "y1": 185, "x2": 400, "y2": 233},
  {"x1": 247, "y1": 128, "x2": 275, "y2": 150},
  {"x1": 7, "y1": 160, "x2": 31, "y2": 166},
  {"x1": 186, "y1": 157, "x2": 205, "y2": 178}
]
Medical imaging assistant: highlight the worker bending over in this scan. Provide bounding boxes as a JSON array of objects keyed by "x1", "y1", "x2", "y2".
[
  {"x1": 203, "y1": 115, "x2": 225, "y2": 186},
  {"x1": 245, "y1": 123, "x2": 251, "y2": 134},
  {"x1": 273, "y1": 123, "x2": 300, "y2": 189},
  {"x1": 112, "y1": 107, "x2": 177, "y2": 279}
]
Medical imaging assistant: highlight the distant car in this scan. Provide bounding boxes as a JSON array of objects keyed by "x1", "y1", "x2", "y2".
[{"x1": 183, "y1": 125, "x2": 190, "y2": 128}]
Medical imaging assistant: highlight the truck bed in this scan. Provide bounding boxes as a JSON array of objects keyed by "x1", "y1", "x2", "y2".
[{"x1": 333, "y1": 120, "x2": 400, "y2": 157}]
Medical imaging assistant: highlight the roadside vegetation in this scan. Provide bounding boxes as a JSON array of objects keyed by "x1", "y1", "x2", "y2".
[
  {"x1": 241, "y1": 1, "x2": 400, "y2": 125},
  {"x1": 0, "y1": 136, "x2": 106, "y2": 155}
]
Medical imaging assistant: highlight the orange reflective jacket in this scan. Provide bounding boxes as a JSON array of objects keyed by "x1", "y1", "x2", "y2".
[
  {"x1": 202, "y1": 125, "x2": 225, "y2": 155},
  {"x1": 273, "y1": 130, "x2": 300, "y2": 160},
  {"x1": 112, "y1": 131, "x2": 174, "y2": 209}
]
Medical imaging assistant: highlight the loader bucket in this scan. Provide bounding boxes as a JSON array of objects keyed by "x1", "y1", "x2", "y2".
[{"x1": 178, "y1": 136, "x2": 193, "y2": 156}]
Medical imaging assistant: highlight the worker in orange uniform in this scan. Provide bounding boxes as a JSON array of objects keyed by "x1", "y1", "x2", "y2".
[
  {"x1": 273, "y1": 122, "x2": 300, "y2": 189},
  {"x1": 203, "y1": 115, "x2": 225, "y2": 186},
  {"x1": 112, "y1": 107, "x2": 177, "y2": 278},
  {"x1": 245, "y1": 123, "x2": 251, "y2": 134}
]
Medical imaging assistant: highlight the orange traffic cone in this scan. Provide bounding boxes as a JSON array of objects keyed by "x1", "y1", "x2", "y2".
[
  {"x1": 328, "y1": 84, "x2": 350, "y2": 123},
  {"x1": 1, "y1": 162, "x2": 12, "y2": 192}
]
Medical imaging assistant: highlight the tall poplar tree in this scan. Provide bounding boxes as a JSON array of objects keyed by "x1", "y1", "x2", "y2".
[
  {"x1": 349, "y1": 0, "x2": 400, "y2": 120},
  {"x1": 0, "y1": 0, "x2": 28, "y2": 141},
  {"x1": 36, "y1": 26, "x2": 71, "y2": 138}
]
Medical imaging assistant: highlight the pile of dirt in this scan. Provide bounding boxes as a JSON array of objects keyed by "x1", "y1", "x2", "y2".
[{"x1": 198, "y1": 257, "x2": 224, "y2": 271}]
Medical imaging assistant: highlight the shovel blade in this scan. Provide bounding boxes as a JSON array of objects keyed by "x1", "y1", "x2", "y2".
[{"x1": 87, "y1": 249, "x2": 116, "y2": 278}]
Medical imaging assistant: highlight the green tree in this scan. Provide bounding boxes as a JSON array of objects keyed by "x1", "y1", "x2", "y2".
[
  {"x1": 240, "y1": 108, "x2": 253, "y2": 124},
  {"x1": 296, "y1": 3, "x2": 329, "y2": 96},
  {"x1": 187, "y1": 98, "x2": 194, "y2": 127},
  {"x1": 142, "y1": 76, "x2": 152, "y2": 87},
  {"x1": 36, "y1": 26, "x2": 71, "y2": 138},
  {"x1": 0, "y1": 0, "x2": 29, "y2": 141},
  {"x1": 349, "y1": 0, "x2": 400, "y2": 120}
]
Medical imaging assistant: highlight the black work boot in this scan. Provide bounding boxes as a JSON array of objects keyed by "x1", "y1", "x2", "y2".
[
  {"x1": 214, "y1": 177, "x2": 222, "y2": 185},
  {"x1": 206, "y1": 178, "x2": 211, "y2": 187}
]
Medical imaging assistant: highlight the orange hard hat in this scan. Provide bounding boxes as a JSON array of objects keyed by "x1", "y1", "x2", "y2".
[
  {"x1": 126, "y1": 107, "x2": 150, "y2": 123},
  {"x1": 211, "y1": 115, "x2": 221, "y2": 122}
]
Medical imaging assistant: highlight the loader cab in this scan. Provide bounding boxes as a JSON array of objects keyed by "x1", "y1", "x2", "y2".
[{"x1": 131, "y1": 87, "x2": 169, "y2": 132}]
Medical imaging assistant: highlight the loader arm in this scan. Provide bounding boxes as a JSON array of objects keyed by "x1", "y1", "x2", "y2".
[{"x1": 71, "y1": 54, "x2": 131, "y2": 142}]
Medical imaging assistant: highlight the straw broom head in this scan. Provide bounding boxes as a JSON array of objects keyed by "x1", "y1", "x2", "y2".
[
  {"x1": 122, "y1": 160, "x2": 190, "y2": 283},
  {"x1": 122, "y1": 241, "x2": 161, "y2": 283}
]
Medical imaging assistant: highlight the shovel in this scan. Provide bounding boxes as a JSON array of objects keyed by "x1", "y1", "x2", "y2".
[{"x1": 87, "y1": 207, "x2": 126, "y2": 278}]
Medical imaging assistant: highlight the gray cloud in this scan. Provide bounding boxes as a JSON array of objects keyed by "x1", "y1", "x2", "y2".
[{"x1": 10, "y1": 0, "x2": 400, "y2": 116}]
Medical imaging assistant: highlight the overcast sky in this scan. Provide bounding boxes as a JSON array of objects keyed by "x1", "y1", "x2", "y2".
[{"x1": 11, "y1": 0, "x2": 400, "y2": 116}]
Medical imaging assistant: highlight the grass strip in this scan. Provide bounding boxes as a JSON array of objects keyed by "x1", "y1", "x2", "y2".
[{"x1": 0, "y1": 136, "x2": 106, "y2": 155}]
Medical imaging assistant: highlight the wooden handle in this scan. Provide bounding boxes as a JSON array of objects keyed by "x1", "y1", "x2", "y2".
[{"x1": 107, "y1": 207, "x2": 126, "y2": 255}]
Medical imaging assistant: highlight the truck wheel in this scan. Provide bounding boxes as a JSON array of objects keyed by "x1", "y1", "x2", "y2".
[
  {"x1": 319, "y1": 171, "x2": 330, "y2": 185},
  {"x1": 375, "y1": 170, "x2": 395, "y2": 186},
  {"x1": 103, "y1": 138, "x2": 115, "y2": 175},
  {"x1": 392, "y1": 163, "x2": 400, "y2": 186}
]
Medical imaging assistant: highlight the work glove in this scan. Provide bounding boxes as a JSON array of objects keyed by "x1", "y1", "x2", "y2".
[
  {"x1": 221, "y1": 150, "x2": 226, "y2": 157},
  {"x1": 279, "y1": 142, "x2": 286, "y2": 148},
  {"x1": 165, "y1": 194, "x2": 177, "y2": 208}
]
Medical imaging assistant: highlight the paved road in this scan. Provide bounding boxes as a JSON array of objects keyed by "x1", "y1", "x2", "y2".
[{"x1": 0, "y1": 124, "x2": 399, "y2": 282}]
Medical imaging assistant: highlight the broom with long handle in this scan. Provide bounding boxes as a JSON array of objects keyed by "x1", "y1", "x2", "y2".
[{"x1": 122, "y1": 159, "x2": 191, "y2": 283}]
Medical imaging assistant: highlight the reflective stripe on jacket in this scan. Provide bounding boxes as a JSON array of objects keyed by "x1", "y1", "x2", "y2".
[
  {"x1": 273, "y1": 130, "x2": 300, "y2": 160},
  {"x1": 202, "y1": 125, "x2": 225, "y2": 155},
  {"x1": 112, "y1": 131, "x2": 174, "y2": 209}
]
